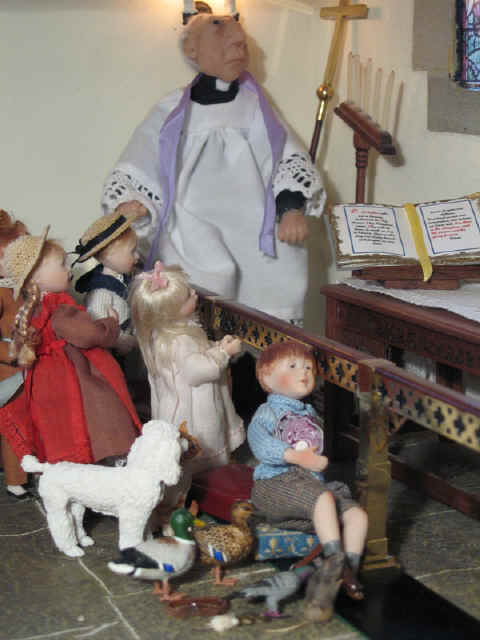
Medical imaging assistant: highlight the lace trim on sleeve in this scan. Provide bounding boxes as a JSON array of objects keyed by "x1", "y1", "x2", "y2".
[
  {"x1": 273, "y1": 152, "x2": 326, "y2": 217},
  {"x1": 101, "y1": 169, "x2": 163, "y2": 214},
  {"x1": 101, "y1": 169, "x2": 163, "y2": 257}
]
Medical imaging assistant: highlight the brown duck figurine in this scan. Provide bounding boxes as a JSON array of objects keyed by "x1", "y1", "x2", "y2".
[{"x1": 193, "y1": 501, "x2": 255, "y2": 586}]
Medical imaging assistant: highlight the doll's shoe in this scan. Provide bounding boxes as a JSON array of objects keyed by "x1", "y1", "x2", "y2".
[
  {"x1": 341, "y1": 566, "x2": 365, "y2": 600},
  {"x1": 304, "y1": 552, "x2": 344, "y2": 623},
  {"x1": 6, "y1": 488, "x2": 34, "y2": 501}
]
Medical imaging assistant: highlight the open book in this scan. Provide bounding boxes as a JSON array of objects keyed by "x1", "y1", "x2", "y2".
[{"x1": 327, "y1": 194, "x2": 480, "y2": 274}]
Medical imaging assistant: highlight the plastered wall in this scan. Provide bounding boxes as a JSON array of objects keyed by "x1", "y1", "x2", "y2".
[{"x1": 2, "y1": 0, "x2": 480, "y2": 333}]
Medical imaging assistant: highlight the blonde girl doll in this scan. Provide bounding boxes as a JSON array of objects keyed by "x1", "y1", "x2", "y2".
[
  {"x1": 129, "y1": 262, "x2": 245, "y2": 475},
  {"x1": 3, "y1": 227, "x2": 141, "y2": 464}
]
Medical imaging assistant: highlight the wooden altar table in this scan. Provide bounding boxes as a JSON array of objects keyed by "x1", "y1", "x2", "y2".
[
  {"x1": 196, "y1": 287, "x2": 480, "y2": 570},
  {"x1": 321, "y1": 283, "x2": 480, "y2": 519},
  {"x1": 321, "y1": 283, "x2": 480, "y2": 386}
]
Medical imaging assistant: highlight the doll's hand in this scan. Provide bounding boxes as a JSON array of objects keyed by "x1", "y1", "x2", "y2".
[
  {"x1": 106, "y1": 305, "x2": 119, "y2": 323},
  {"x1": 115, "y1": 333, "x2": 137, "y2": 355},
  {"x1": 284, "y1": 446, "x2": 328, "y2": 473},
  {"x1": 219, "y1": 335, "x2": 242, "y2": 357},
  {"x1": 114, "y1": 200, "x2": 148, "y2": 218},
  {"x1": 277, "y1": 210, "x2": 309, "y2": 246}
]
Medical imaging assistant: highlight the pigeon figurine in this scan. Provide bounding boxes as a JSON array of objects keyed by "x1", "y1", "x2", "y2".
[{"x1": 227, "y1": 565, "x2": 314, "y2": 618}]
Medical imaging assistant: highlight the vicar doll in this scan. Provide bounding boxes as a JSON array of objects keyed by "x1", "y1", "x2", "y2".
[{"x1": 102, "y1": 0, "x2": 325, "y2": 326}]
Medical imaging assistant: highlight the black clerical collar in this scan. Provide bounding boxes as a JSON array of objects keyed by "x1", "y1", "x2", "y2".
[{"x1": 191, "y1": 74, "x2": 239, "y2": 105}]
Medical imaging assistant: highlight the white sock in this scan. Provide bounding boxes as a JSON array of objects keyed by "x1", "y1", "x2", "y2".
[{"x1": 7, "y1": 484, "x2": 27, "y2": 496}]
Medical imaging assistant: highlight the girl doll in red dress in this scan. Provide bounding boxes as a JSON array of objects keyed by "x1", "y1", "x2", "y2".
[
  {"x1": 2, "y1": 226, "x2": 141, "y2": 464},
  {"x1": 0, "y1": 211, "x2": 33, "y2": 498}
]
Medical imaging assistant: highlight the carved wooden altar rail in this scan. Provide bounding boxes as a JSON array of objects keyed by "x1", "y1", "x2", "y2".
[{"x1": 196, "y1": 288, "x2": 480, "y2": 571}]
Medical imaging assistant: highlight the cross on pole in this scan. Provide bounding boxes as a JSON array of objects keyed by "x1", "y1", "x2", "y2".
[{"x1": 309, "y1": 0, "x2": 368, "y2": 162}]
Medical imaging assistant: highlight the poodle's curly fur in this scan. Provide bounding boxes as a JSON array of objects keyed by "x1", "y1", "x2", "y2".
[{"x1": 22, "y1": 420, "x2": 186, "y2": 557}]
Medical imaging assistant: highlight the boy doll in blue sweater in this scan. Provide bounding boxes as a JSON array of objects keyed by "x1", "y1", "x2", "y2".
[{"x1": 247, "y1": 341, "x2": 368, "y2": 600}]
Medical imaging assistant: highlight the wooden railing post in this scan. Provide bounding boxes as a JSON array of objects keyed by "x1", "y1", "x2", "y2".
[{"x1": 356, "y1": 360, "x2": 398, "y2": 570}]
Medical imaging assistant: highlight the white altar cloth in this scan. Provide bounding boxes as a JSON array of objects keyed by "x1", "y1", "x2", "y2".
[
  {"x1": 341, "y1": 278, "x2": 480, "y2": 398},
  {"x1": 342, "y1": 278, "x2": 480, "y2": 325}
]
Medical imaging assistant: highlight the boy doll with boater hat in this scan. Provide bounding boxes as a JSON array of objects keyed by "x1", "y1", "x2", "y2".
[
  {"x1": 247, "y1": 341, "x2": 368, "y2": 602},
  {"x1": 75, "y1": 204, "x2": 147, "y2": 356}
]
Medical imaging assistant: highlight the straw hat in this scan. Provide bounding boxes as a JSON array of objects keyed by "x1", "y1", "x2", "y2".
[
  {"x1": 3, "y1": 226, "x2": 50, "y2": 300},
  {"x1": 75, "y1": 209, "x2": 143, "y2": 263}
]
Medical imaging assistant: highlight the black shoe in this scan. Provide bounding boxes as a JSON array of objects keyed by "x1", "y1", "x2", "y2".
[
  {"x1": 6, "y1": 489, "x2": 34, "y2": 501},
  {"x1": 341, "y1": 565, "x2": 365, "y2": 600}
]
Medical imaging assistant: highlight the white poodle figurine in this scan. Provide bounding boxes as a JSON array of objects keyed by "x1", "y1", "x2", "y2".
[{"x1": 21, "y1": 420, "x2": 186, "y2": 558}]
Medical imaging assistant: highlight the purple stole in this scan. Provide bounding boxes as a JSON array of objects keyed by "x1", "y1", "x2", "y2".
[{"x1": 146, "y1": 71, "x2": 287, "y2": 269}]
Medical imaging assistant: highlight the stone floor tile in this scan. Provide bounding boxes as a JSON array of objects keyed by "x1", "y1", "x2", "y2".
[
  {"x1": 419, "y1": 567, "x2": 480, "y2": 617},
  {"x1": 0, "y1": 499, "x2": 46, "y2": 536},
  {"x1": 109, "y1": 581, "x2": 365, "y2": 640},
  {"x1": 0, "y1": 533, "x2": 124, "y2": 639}
]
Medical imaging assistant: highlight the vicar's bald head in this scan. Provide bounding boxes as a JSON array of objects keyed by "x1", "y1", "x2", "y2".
[{"x1": 181, "y1": 13, "x2": 248, "y2": 82}]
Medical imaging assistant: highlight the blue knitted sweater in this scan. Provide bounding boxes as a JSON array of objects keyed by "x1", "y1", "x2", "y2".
[{"x1": 247, "y1": 393, "x2": 324, "y2": 482}]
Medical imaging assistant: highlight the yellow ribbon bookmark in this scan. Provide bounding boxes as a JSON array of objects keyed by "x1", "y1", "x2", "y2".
[{"x1": 404, "y1": 202, "x2": 432, "y2": 282}]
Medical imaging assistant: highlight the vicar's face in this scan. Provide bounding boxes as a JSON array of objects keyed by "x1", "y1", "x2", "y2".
[{"x1": 184, "y1": 14, "x2": 249, "y2": 82}]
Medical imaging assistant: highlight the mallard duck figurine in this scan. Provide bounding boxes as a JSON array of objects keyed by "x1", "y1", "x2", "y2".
[
  {"x1": 108, "y1": 508, "x2": 197, "y2": 601},
  {"x1": 194, "y1": 500, "x2": 255, "y2": 586}
]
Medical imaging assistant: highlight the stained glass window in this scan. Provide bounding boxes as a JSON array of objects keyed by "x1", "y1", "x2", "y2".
[{"x1": 455, "y1": 0, "x2": 480, "y2": 89}]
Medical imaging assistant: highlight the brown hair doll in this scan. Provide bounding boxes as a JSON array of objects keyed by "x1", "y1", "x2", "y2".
[{"x1": 248, "y1": 341, "x2": 368, "y2": 603}]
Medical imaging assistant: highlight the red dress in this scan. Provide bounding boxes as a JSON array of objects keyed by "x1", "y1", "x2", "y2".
[{"x1": 23, "y1": 292, "x2": 141, "y2": 463}]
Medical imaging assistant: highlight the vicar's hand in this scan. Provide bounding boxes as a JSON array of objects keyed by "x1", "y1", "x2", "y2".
[
  {"x1": 114, "y1": 200, "x2": 148, "y2": 219},
  {"x1": 277, "y1": 210, "x2": 309, "y2": 246}
]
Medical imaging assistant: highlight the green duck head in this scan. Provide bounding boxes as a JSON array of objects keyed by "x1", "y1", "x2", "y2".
[{"x1": 170, "y1": 508, "x2": 195, "y2": 542}]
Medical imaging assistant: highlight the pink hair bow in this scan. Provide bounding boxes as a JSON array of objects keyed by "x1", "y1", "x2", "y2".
[{"x1": 137, "y1": 260, "x2": 169, "y2": 291}]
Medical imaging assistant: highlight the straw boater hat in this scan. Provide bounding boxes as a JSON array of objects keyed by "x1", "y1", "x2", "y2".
[
  {"x1": 75, "y1": 210, "x2": 143, "y2": 263},
  {"x1": 3, "y1": 226, "x2": 50, "y2": 300}
]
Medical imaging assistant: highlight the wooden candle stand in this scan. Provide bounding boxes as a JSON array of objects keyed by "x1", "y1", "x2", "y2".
[
  {"x1": 334, "y1": 101, "x2": 396, "y2": 203},
  {"x1": 335, "y1": 102, "x2": 480, "y2": 290}
]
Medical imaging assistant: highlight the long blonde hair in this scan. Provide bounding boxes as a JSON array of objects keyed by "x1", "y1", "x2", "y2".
[
  {"x1": 10, "y1": 240, "x2": 65, "y2": 368},
  {"x1": 129, "y1": 265, "x2": 207, "y2": 375}
]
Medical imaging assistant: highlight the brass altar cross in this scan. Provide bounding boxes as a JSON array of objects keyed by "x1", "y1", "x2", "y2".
[{"x1": 309, "y1": 0, "x2": 368, "y2": 161}]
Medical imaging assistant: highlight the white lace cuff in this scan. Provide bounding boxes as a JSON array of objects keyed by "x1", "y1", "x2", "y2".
[
  {"x1": 273, "y1": 152, "x2": 326, "y2": 217},
  {"x1": 102, "y1": 169, "x2": 162, "y2": 214},
  {"x1": 101, "y1": 169, "x2": 163, "y2": 258}
]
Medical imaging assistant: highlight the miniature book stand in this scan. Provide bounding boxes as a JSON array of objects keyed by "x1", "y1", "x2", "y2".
[
  {"x1": 350, "y1": 264, "x2": 480, "y2": 290},
  {"x1": 335, "y1": 101, "x2": 480, "y2": 289}
]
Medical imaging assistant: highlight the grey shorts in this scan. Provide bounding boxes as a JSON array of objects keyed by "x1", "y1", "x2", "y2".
[{"x1": 251, "y1": 467, "x2": 358, "y2": 532}]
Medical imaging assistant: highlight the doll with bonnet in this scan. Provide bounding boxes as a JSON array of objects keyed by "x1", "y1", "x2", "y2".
[
  {"x1": 129, "y1": 262, "x2": 245, "y2": 476},
  {"x1": 2, "y1": 227, "x2": 141, "y2": 464},
  {"x1": 0, "y1": 211, "x2": 34, "y2": 498}
]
